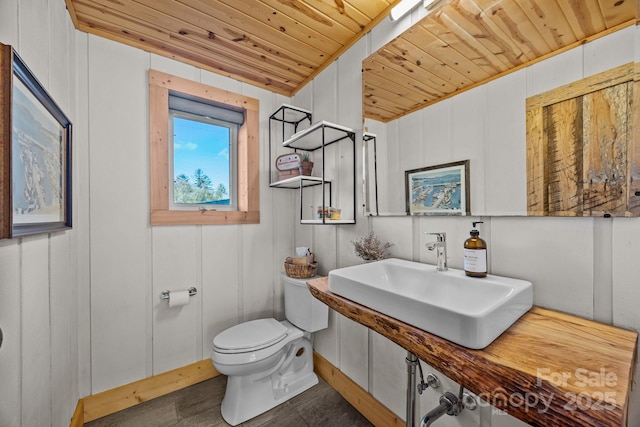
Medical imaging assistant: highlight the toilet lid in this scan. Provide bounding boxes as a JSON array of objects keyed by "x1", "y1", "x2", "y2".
[{"x1": 213, "y1": 318, "x2": 288, "y2": 352}]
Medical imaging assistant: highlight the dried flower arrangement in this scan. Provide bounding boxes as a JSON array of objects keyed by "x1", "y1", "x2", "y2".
[{"x1": 352, "y1": 232, "x2": 393, "y2": 261}]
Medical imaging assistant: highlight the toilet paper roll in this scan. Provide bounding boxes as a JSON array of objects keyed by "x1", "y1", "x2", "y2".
[{"x1": 168, "y1": 290, "x2": 190, "y2": 308}]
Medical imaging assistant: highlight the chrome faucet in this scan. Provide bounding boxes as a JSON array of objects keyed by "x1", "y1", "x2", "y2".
[{"x1": 425, "y1": 232, "x2": 447, "y2": 271}]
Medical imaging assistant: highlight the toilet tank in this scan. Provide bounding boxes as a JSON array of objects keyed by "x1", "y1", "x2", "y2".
[{"x1": 282, "y1": 273, "x2": 328, "y2": 332}]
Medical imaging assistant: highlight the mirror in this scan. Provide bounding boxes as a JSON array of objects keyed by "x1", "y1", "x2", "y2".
[{"x1": 362, "y1": 0, "x2": 637, "y2": 217}]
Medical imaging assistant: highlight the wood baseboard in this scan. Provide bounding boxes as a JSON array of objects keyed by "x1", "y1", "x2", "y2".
[
  {"x1": 70, "y1": 354, "x2": 401, "y2": 426},
  {"x1": 81, "y1": 359, "x2": 219, "y2": 423},
  {"x1": 69, "y1": 399, "x2": 83, "y2": 427},
  {"x1": 313, "y1": 351, "x2": 405, "y2": 427}
]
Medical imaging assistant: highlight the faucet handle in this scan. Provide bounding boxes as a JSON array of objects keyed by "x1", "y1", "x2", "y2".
[{"x1": 425, "y1": 232, "x2": 446, "y2": 242}]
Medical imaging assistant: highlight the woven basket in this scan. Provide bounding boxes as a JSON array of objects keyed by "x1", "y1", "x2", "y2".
[{"x1": 284, "y1": 258, "x2": 318, "y2": 279}]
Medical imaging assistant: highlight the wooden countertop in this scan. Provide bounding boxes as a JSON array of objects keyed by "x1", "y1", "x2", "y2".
[{"x1": 308, "y1": 277, "x2": 638, "y2": 427}]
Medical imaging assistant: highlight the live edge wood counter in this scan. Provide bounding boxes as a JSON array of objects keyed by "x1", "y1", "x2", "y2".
[{"x1": 308, "y1": 277, "x2": 638, "y2": 427}]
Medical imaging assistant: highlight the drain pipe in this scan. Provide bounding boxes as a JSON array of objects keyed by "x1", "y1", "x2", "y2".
[
  {"x1": 406, "y1": 351, "x2": 441, "y2": 426},
  {"x1": 405, "y1": 351, "x2": 419, "y2": 427}
]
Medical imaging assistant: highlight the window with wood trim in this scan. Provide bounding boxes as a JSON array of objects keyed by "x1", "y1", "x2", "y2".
[{"x1": 149, "y1": 70, "x2": 260, "y2": 225}]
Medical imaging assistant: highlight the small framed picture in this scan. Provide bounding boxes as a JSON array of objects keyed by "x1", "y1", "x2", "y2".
[
  {"x1": 0, "y1": 43, "x2": 72, "y2": 238},
  {"x1": 405, "y1": 160, "x2": 470, "y2": 215}
]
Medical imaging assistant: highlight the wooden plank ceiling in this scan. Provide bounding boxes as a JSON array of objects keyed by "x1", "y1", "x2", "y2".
[
  {"x1": 363, "y1": 0, "x2": 637, "y2": 122},
  {"x1": 64, "y1": 0, "x2": 397, "y2": 96}
]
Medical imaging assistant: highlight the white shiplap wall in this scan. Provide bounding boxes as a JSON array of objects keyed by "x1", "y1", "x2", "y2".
[
  {"x1": 0, "y1": 0, "x2": 82, "y2": 426},
  {"x1": 86, "y1": 37, "x2": 296, "y2": 393},
  {"x1": 1, "y1": 1, "x2": 639, "y2": 427}
]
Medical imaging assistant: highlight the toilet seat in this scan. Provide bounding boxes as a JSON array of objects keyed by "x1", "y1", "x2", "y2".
[
  {"x1": 211, "y1": 320, "x2": 303, "y2": 367},
  {"x1": 213, "y1": 318, "x2": 288, "y2": 354}
]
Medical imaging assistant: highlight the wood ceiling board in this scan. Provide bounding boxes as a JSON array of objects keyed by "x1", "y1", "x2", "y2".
[
  {"x1": 213, "y1": 0, "x2": 344, "y2": 53},
  {"x1": 363, "y1": 0, "x2": 635, "y2": 121},
  {"x1": 362, "y1": 88, "x2": 417, "y2": 121},
  {"x1": 172, "y1": 0, "x2": 330, "y2": 60},
  {"x1": 443, "y1": 0, "x2": 532, "y2": 66},
  {"x1": 66, "y1": 0, "x2": 635, "y2": 122},
  {"x1": 405, "y1": 24, "x2": 493, "y2": 82},
  {"x1": 363, "y1": 80, "x2": 432, "y2": 111},
  {"x1": 76, "y1": 0, "x2": 326, "y2": 74},
  {"x1": 259, "y1": 0, "x2": 358, "y2": 42},
  {"x1": 362, "y1": 68, "x2": 436, "y2": 106},
  {"x1": 174, "y1": 30, "x2": 315, "y2": 81},
  {"x1": 513, "y1": 0, "x2": 579, "y2": 51},
  {"x1": 366, "y1": 54, "x2": 451, "y2": 100},
  {"x1": 74, "y1": 1, "x2": 306, "y2": 90},
  {"x1": 345, "y1": 0, "x2": 396, "y2": 20},
  {"x1": 481, "y1": 0, "x2": 553, "y2": 58},
  {"x1": 173, "y1": 32, "x2": 309, "y2": 83},
  {"x1": 72, "y1": 1, "x2": 173, "y2": 42},
  {"x1": 66, "y1": 0, "x2": 398, "y2": 97},
  {"x1": 597, "y1": 0, "x2": 636, "y2": 27},
  {"x1": 132, "y1": 0, "x2": 344, "y2": 81},
  {"x1": 558, "y1": 0, "x2": 608, "y2": 40},
  {"x1": 362, "y1": 93, "x2": 420, "y2": 119},
  {"x1": 78, "y1": 13, "x2": 298, "y2": 94},
  {"x1": 386, "y1": 34, "x2": 477, "y2": 88},
  {"x1": 296, "y1": 0, "x2": 384, "y2": 32},
  {"x1": 422, "y1": 10, "x2": 510, "y2": 75},
  {"x1": 376, "y1": 45, "x2": 462, "y2": 94}
]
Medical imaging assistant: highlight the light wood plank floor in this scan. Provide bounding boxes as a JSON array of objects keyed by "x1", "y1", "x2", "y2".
[{"x1": 85, "y1": 376, "x2": 373, "y2": 427}]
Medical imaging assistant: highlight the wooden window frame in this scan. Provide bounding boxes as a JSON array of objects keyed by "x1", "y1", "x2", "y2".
[{"x1": 149, "y1": 69, "x2": 259, "y2": 225}]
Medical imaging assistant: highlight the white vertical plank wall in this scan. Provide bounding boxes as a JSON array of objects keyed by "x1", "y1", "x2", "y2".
[
  {"x1": 0, "y1": 1, "x2": 81, "y2": 426},
  {"x1": 0, "y1": 1, "x2": 640, "y2": 427}
]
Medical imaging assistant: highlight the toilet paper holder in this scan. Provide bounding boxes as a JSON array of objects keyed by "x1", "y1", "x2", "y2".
[{"x1": 159, "y1": 287, "x2": 198, "y2": 301}]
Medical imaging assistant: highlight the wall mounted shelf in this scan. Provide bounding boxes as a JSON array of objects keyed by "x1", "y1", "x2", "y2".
[
  {"x1": 282, "y1": 120, "x2": 355, "y2": 151},
  {"x1": 269, "y1": 105, "x2": 356, "y2": 225},
  {"x1": 269, "y1": 175, "x2": 326, "y2": 189}
]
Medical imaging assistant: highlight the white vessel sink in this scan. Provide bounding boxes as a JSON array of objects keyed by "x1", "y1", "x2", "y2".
[{"x1": 328, "y1": 258, "x2": 533, "y2": 349}]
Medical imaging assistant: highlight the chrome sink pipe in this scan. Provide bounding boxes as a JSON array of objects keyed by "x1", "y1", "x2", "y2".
[
  {"x1": 406, "y1": 352, "x2": 441, "y2": 427},
  {"x1": 425, "y1": 232, "x2": 447, "y2": 271},
  {"x1": 420, "y1": 386, "x2": 477, "y2": 427},
  {"x1": 420, "y1": 392, "x2": 460, "y2": 426}
]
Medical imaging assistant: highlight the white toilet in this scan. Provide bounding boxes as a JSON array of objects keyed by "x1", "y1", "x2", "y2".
[{"x1": 211, "y1": 273, "x2": 328, "y2": 426}]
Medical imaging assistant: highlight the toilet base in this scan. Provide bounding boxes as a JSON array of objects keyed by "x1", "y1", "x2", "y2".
[{"x1": 219, "y1": 337, "x2": 317, "y2": 426}]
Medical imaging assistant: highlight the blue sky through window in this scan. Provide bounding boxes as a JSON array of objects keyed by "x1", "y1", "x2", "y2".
[{"x1": 173, "y1": 116, "x2": 230, "y2": 193}]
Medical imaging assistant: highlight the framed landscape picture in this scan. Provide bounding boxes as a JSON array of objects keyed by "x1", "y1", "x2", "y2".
[
  {"x1": 405, "y1": 160, "x2": 470, "y2": 215},
  {"x1": 0, "y1": 43, "x2": 72, "y2": 238}
]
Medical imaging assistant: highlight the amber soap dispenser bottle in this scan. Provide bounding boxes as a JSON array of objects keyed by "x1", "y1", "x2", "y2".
[{"x1": 463, "y1": 221, "x2": 487, "y2": 277}]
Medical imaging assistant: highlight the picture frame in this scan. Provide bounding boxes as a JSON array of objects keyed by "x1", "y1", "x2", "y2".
[
  {"x1": 405, "y1": 160, "x2": 470, "y2": 215},
  {"x1": 0, "y1": 43, "x2": 72, "y2": 238}
]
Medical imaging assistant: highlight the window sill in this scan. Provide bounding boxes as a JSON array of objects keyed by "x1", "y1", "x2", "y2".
[{"x1": 150, "y1": 209, "x2": 259, "y2": 225}]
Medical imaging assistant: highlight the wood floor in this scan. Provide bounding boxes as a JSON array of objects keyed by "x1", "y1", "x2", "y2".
[{"x1": 84, "y1": 375, "x2": 373, "y2": 427}]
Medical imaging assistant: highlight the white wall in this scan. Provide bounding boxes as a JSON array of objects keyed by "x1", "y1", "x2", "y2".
[
  {"x1": 303, "y1": 13, "x2": 640, "y2": 427},
  {"x1": 0, "y1": 0, "x2": 83, "y2": 426},
  {"x1": 1, "y1": 0, "x2": 298, "y2": 423},
  {"x1": 85, "y1": 39, "x2": 296, "y2": 393},
  {"x1": 1, "y1": 2, "x2": 638, "y2": 427}
]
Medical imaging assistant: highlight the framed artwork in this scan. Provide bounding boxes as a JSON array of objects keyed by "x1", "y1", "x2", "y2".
[
  {"x1": 0, "y1": 43, "x2": 72, "y2": 238},
  {"x1": 405, "y1": 160, "x2": 470, "y2": 215}
]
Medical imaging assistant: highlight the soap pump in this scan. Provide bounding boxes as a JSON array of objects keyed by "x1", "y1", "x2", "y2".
[{"x1": 463, "y1": 221, "x2": 487, "y2": 277}]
